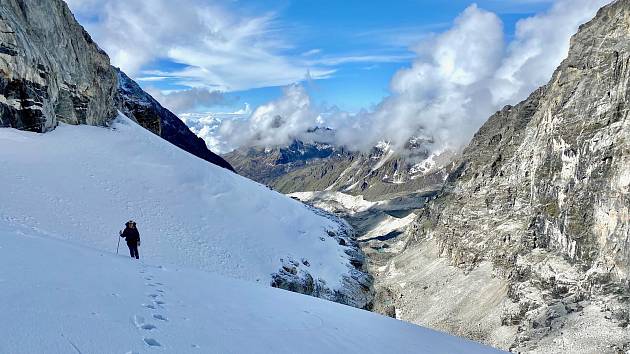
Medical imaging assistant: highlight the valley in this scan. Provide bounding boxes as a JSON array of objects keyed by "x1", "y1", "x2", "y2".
[
  {"x1": 222, "y1": 2, "x2": 630, "y2": 352},
  {"x1": 2, "y1": 0, "x2": 629, "y2": 353}
]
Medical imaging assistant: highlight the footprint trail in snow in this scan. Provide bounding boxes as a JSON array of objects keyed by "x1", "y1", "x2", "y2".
[{"x1": 134, "y1": 265, "x2": 171, "y2": 349}]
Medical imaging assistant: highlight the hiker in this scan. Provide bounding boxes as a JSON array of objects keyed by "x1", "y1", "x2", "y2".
[{"x1": 120, "y1": 220, "x2": 141, "y2": 259}]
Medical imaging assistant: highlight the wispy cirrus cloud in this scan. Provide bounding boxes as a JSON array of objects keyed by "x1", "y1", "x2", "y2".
[
  {"x1": 352, "y1": 23, "x2": 451, "y2": 48},
  {"x1": 305, "y1": 53, "x2": 415, "y2": 66},
  {"x1": 64, "y1": 0, "x2": 333, "y2": 93},
  {"x1": 65, "y1": 0, "x2": 430, "y2": 89},
  {"x1": 145, "y1": 87, "x2": 230, "y2": 114},
  {"x1": 64, "y1": 0, "x2": 430, "y2": 113}
]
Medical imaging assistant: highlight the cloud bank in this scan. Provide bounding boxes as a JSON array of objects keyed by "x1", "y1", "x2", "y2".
[
  {"x1": 219, "y1": 85, "x2": 323, "y2": 148},
  {"x1": 219, "y1": 0, "x2": 610, "y2": 154},
  {"x1": 335, "y1": 4, "x2": 504, "y2": 152}
]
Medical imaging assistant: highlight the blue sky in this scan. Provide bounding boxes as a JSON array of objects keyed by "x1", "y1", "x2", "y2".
[
  {"x1": 220, "y1": 0, "x2": 553, "y2": 112},
  {"x1": 67, "y1": 0, "x2": 556, "y2": 114}
]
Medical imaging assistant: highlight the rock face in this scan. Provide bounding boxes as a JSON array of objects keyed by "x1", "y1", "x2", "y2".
[
  {"x1": 0, "y1": 0, "x2": 117, "y2": 132},
  {"x1": 0, "y1": 0, "x2": 233, "y2": 171},
  {"x1": 117, "y1": 70, "x2": 234, "y2": 171},
  {"x1": 270, "y1": 205, "x2": 374, "y2": 309},
  {"x1": 378, "y1": 1, "x2": 630, "y2": 352}
]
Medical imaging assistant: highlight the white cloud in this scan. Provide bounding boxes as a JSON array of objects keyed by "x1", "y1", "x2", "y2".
[
  {"x1": 219, "y1": 84, "x2": 322, "y2": 148},
  {"x1": 145, "y1": 87, "x2": 228, "y2": 114},
  {"x1": 334, "y1": 4, "x2": 505, "y2": 152},
  {"x1": 353, "y1": 23, "x2": 450, "y2": 49},
  {"x1": 223, "y1": 0, "x2": 610, "y2": 155},
  {"x1": 306, "y1": 54, "x2": 415, "y2": 66},
  {"x1": 347, "y1": 0, "x2": 609, "y2": 153},
  {"x1": 64, "y1": 0, "x2": 332, "y2": 92},
  {"x1": 82, "y1": 0, "x2": 609, "y2": 153},
  {"x1": 179, "y1": 106, "x2": 252, "y2": 154},
  {"x1": 301, "y1": 49, "x2": 322, "y2": 57}
]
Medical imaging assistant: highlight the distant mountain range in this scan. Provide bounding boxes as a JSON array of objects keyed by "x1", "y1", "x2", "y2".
[{"x1": 225, "y1": 134, "x2": 453, "y2": 201}]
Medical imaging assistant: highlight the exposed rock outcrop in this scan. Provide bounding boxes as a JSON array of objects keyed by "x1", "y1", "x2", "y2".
[
  {"x1": 0, "y1": 0, "x2": 117, "y2": 132},
  {"x1": 378, "y1": 1, "x2": 630, "y2": 352},
  {"x1": 0, "y1": 0, "x2": 233, "y2": 171},
  {"x1": 271, "y1": 204, "x2": 374, "y2": 309}
]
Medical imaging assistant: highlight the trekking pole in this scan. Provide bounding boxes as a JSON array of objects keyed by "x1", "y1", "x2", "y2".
[{"x1": 116, "y1": 231, "x2": 121, "y2": 255}]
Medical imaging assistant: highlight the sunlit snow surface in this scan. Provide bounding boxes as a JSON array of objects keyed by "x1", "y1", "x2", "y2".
[
  {"x1": 0, "y1": 115, "x2": 349, "y2": 288},
  {"x1": 0, "y1": 222, "x2": 504, "y2": 353}
]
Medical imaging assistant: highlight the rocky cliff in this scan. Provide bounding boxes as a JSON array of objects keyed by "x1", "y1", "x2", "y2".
[
  {"x1": 0, "y1": 0, "x2": 233, "y2": 171},
  {"x1": 0, "y1": 0, "x2": 117, "y2": 132},
  {"x1": 377, "y1": 1, "x2": 630, "y2": 352}
]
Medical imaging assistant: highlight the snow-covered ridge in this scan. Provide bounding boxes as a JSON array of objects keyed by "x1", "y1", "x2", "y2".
[
  {"x1": 290, "y1": 191, "x2": 377, "y2": 215},
  {"x1": 0, "y1": 115, "x2": 371, "y2": 307}
]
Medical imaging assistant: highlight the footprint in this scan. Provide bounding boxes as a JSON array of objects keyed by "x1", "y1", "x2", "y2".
[
  {"x1": 142, "y1": 303, "x2": 156, "y2": 310},
  {"x1": 148, "y1": 294, "x2": 160, "y2": 299},
  {"x1": 153, "y1": 314, "x2": 168, "y2": 321},
  {"x1": 154, "y1": 282, "x2": 163, "y2": 286},
  {"x1": 143, "y1": 338, "x2": 161, "y2": 347},
  {"x1": 133, "y1": 315, "x2": 146, "y2": 328},
  {"x1": 134, "y1": 315, "x2": 157, "y2": 330},
  {"x1": 154, "y1": 300, "x2": 166, "y2": 306},
  {"x1": 156, "y1": 289, "x2": 164, "y2": 293}
]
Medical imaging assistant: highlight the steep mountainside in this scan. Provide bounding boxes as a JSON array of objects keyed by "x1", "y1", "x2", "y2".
[
  {"x1": 375, "y1": 1, "x2": 630, "y2": 353},
  {"x1": 0, "y1": 0, "x2": 232, "y2": 171},
  {"x1": 0, "y1": 0, "x2": 116, "y2": 131},
  {"x1": 226, "y1": 139, "x2": 452, "y2": 201},
  {"x1": 117, "y1": 70, "x2": 234, "y2": 171},
  {"x1": 0, "y1": 115, "x2": 373, "y2": 308}
]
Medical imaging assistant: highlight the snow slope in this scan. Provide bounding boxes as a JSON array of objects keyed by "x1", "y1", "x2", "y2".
[
  {"x1": 0, "y1": 116, "x2": 364, "y2": 302},
  {"x1": 0, "y1": 221, "x2": 505, "y2": 354},
  {"x1": 290, "y1": 191, "x2": 376, "y2": 215}
]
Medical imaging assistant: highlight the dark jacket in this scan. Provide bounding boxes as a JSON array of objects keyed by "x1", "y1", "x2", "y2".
[{"x1": 121, "y1": 227, "x2": 140, "y2": 245}]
